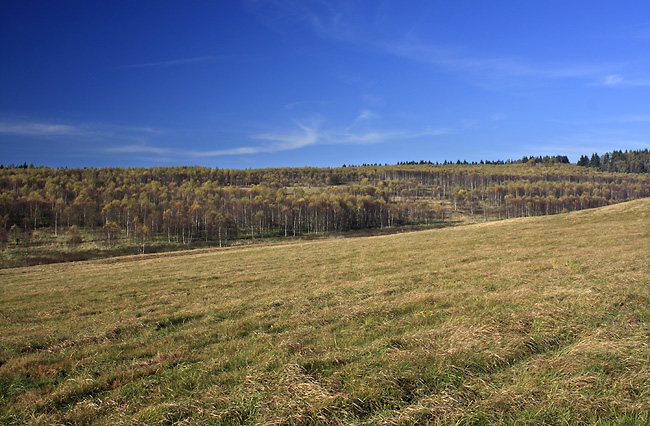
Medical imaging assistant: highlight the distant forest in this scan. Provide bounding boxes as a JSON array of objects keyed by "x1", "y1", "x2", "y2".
[
  {"x1": 576, "y1": 149, "x2": 649, "y2": 173},
  {"x1": 1, "y1": 149, "x2": 648, "y2": 249}
]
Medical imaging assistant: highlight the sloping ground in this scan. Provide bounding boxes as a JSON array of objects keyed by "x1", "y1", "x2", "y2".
[{"x1": 1, "y1": 199, "x2": 649, "y2": 425}]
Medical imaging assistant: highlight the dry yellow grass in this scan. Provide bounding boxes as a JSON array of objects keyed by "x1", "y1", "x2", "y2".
[{"x1": 1, "y1": 199, "x2": 649, "y2": 425}]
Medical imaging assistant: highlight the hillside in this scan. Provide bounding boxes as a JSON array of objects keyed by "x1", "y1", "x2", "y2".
[
  {"x1": 1, "y1": 198, "x2": 649, "y2": 424},
  {"x1": 2, "y1": 162, "x2": 649, "y2": 270}
]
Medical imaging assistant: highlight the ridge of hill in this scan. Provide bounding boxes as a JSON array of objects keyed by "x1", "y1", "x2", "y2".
[{"x1": 1, "y1": 199, "x2": 649, "y2": 424}]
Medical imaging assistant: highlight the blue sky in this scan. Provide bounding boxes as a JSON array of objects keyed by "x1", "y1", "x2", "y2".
[{"x1": 1, "y1": 1, "x2": 649, "y2": 169}]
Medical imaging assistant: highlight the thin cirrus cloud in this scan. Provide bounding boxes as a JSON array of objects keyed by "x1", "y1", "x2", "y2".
[
  {"x1": 245, "y1": 121, "x2": 449, "y2": 151},
  {"x1": 596, "y1": 74, "x2": 650, "y2": 87},
  {"x1": 354, "y1": 110, "x2": 380, "y2": 122},
  {"x1": 247, "y1": 1, "x2": 612, "y2": 86},
  {"x1": 620, "y1": 21, "x2": 650, "y2": 40},
  {"x1": 115, "y1": 54, "x2": 262, "y2": 70},
  {"x1": 126, "y1": 121, "x2": 451, "y2": 159},
  {"x1": 192, "y1": 122, "x2": 321, "y2": 156},
  {"x1": 314, "y1": 3, "x2": 635, "y2": 91},
  {"x1": 616, "y1": 115, "x2": 650, "y2": 123},
  {"x1": 381, "y1": 40, "x2": 613, "y2": 86},
  {"x1": 103, "y1": 144, "x2": 172, "y2": 155},
  {"x1": 0, "y1": 118, "x2": 163, "y2": 138},
  {"x1": 116, "y1": 56, "x2": 218, "y2": 69},
  {"x1": 0, "y1": 118, "x2": 167, "y2": 164},
  {"x1": 104, "y1": 122, "x2": 321, "y2": 158},
  {"x1": 2, "y1": 116, "x2": 449, "y2": 160},
  {"x1": 0, "y1": 120, "x2": 88, "y2": 136},
  {"x1": 335, "y1": 128, "x2": 450, "y2": 144}
]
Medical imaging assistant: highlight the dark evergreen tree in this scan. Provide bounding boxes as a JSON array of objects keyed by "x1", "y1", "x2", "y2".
[{"x1": 590, "y1": 153, "x2": 602, "y2": 169}]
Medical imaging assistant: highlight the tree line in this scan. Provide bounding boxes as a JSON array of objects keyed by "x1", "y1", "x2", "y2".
[
  {"x1": 0, "y1": 157, "x2": 648, "y2": 249},
  {"x1": 577, "y1": 149, "x2": 649, "y2": 174}
]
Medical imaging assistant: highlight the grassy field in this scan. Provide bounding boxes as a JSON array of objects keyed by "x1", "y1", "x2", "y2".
[{"x1": 1, "y1": 198, "x2": 649, "y2": 425}]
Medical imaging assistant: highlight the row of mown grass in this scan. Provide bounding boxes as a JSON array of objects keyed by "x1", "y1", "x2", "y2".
[{"x1": 1, "y1": 199, "x2": 649, "y2": 424}]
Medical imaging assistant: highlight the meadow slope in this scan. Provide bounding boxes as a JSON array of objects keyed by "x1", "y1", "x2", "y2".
[{"x1": 1, "y1": 199, "x2": 649, "y2": 425}]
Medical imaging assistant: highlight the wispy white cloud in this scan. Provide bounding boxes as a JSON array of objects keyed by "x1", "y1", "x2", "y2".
[
  {"x1": 602, "y1": 74, "x2": 625, "y2": 86},
  {"x1": 244, "y1": 0, "x2": 353, "y2": 41},
  {"x1": 284, "y1": 101, "x2": 305, "y2": 110},
  {"x1": 335, "y1": 127, "x2": 450, "y2": 145},
  {"x1": 0, "y1": 121, "x2": 87, "y2": 136},
  {"x1": 0, "y1": 119, "x2": 169, "y2": 164},
  {"x1": 459, "y1": 114, "x2": 506, "y2": 128},
  {"x1": 0, "y1": 119, "x2": 164, "y2": 140},
  {"x1": 620, "y1": 21, "x2": 650, "y2": 40},
  {"x1": 246, "y1": 119, "x2": 449, "y2": 151},
  {"x1": 251, "y1": 122, "x2": 320, "y2": 150},
  {"x1": 190, "y1": 146, "x2": 268, "y2": 156},
  {"x1": 594, "y1": 74, "x2": 650, "y2": 87},
  {"x1": 547, "y1": 115, "x2": 648, "y2": 127},
  {"x1": 104, "y1": 144, "x2": 172, "y2": 155},
  {"x1": 117, "y1": 56, "x2": 218, "y2": 69},
  {"x1": 362, "y1": 94, "x2": 385, "y2": 107},
  {"x1": 246, "y1": 1, "x2": 617, "y2": 89},
  {"x1": 283, "y1": 100, "x2": 330, "y2": 110},
  {"x1": 104, "y1": 143, "x2": 259, "y2": 158},
  {"x1": 2, "y1": 114, "x2": 449, "y2": 161},
  {"x1": 461, "y1": 119, "x2": 478, "y2": 128},
  {"x1": 0, "y1": 118, "x2": 176, "y2": 163},
  {"x1": 354, "y1": 109, "x2": 380, "y2": 122},
  {"x1": 180, "y1": 117, "x2": 450, "y2": 158},
  {"x1": 616, "y1": 114, "x2": 650, "y2": 123},
  {"x1": 382, "y1": 40, "x2": 613, "y2": 87},
  {"x1": 186, "y1": 121, "x2": 322, "y2": 157}
]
